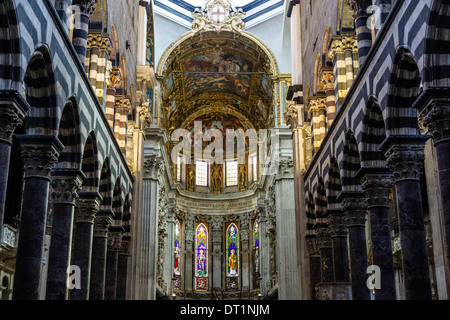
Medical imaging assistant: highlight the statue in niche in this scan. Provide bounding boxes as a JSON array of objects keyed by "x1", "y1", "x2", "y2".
[
  {"x1": 238, "y1": 164, "x2": 247, "y2": 191},
  {"x1": 211, "y1": 164, "x2": 223, "y2": 193},
  {"x1": 187, "y1": 164, "x2": 195, "y2": 192}
]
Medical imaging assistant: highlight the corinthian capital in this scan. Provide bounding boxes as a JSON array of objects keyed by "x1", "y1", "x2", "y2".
[
  {"x1": 50, "y1": 169, "x2": 85, "y2": 205},
  {"x1": 18, "y1": 135, "x2": 64, "y2": 179},
  {"x1": 75, "y1": 192, "x2": 102, "y2": 223},
  {"x1": 284, "y1": 103, "x2": 303, "y2": 129},
  {"x1": 360, "y1": 171, "x2": 393, "y2": 208}
]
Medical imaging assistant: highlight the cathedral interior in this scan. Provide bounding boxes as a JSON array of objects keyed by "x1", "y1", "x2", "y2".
[{"x1": 0, "y1": 0, "x2": 449, "y2": 301}]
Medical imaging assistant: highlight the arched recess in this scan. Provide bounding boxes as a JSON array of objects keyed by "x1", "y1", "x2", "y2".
[
  {"x1": 0, "y1": 0, "x2": 21, "y2": 91},
  {"x1": 81, "y1": 131, "x2": 99, "y2": 193},
  {"x1": 327, "y1": 156, "x2": 342, "y2": 208},
  {"x1": 23, "y1": 45, "x2": 59, "y2": 136},
  {"x1": 312, "y1": 53, "x2": 322, "y2": 95},
  {"x1": 56, "y1": 97, "x2": 82, "y2": 169},
  {"x1": 386, "y1": 46, "x2": 422, "y2": 136},
  {"x1": 99, "y1": 157, "x2": 112, "y2": 210},
  {"x1": 424, "y1": 0, "x2": 450, "y2": 87},
  {"x1": 111, "y1": 178, "x2": 123, "y2": 226},
  {"x1": 315, "y1": 177, "x2": 328, "y2": 226},
  {"x1": 306, "y1": 192, "x2": 316, "y2": 237},
  {"x1": 361, "y1": 95, "x2": 387, "y2": 168},
  {"x1": 342, "y1": 129, "x2": 362, "y2": 192}
]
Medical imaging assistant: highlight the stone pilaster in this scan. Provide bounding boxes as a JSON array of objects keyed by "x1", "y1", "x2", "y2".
[
  {"x1": 210, "y1": 215, "x2": 223, "y2": 290},
  {"x1": 89, "y1": 210, "x2": 113, "y2": 300},
  {"x1": 46, "y1": 169, "x2": 84, "y2": 300},
  {"x1": 340, "y1": 193, "x2": 371, "y2": 300},
  {"x1": 184, "y1": 213, "x2": 195, "y2": 297},
  {"x1": 0, "y1": 91, "x2": 28, "y2": 243},
  {"x1": 274, "y1": 159, "x2": 300, "y2": 299},
  {"x1": 359, "y1": 167, "x2": 397, "y2": 300},
  {"x1": 12, "y1": 135, "x2": 63, "y2": 300},
  {"x1": 381, "y1": 135, "x2": 432, "y2": 300},
  {"x1": 70, "y1": 192, "x2": 102, "y2": 300},
  {"x1": 240, "y1": 212, "x2": 250, "y2": 298}
]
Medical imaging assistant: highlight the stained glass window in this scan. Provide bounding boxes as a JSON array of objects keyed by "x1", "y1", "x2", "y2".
[
  {"x1": 253, "y1": 219, "x2": 260, "y2": 274},
  {"x1": 196, "y1": 161, "x2": 208, "y2": 186},
  {"x1": 226, "y1": 223, "x2": 239, "y2": 277},
  {"x1": 174, "y1": 219, "x2": 182, "y2": 290},
  {"x1": 195, "y1": 223, "x2": 209, "y2": 291},
  {"x1": 174, "y1": 220, "x2": 182, "y2": 275},
  {"x1": 226, "y1": 161, "x2": 238, "y2": 186}
]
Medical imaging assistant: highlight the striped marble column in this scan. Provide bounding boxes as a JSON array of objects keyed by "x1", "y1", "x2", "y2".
[
  {"x1": 105, "y1": 67, "x2": 122, "y2": 129},
  {"x1": 72, "y1": 0, "x2": 97, "y2": 67},
  {"x1": 96, "y1": 35, "x2": 112, "y2": 102},
  {"x1": 355, "y1": 9, "x2": 373, "y2": 66},
  {"x1": 309, "y1": 97, "x2": 327, "y2": 153},
  {"x1": 87, "y1": 39, "x2": 99, "y2": 92},
  {"x1": 320, "y1": 70, "x2": 336, "y2": 127},
  {"x1": 329, "y1": 40, "x2": 347, "y2": 107}
]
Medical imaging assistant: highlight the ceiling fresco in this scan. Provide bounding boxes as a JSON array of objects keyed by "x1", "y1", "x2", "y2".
[{"x1": 160, "y1": 30, "x2": 276, "y2": 134}]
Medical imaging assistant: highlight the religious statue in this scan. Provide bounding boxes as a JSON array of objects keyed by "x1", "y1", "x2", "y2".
[
  {"x1": 238, "y1": 164, "x2": 246, "y2": 191},
  {"x1": 211, "y1": 164, "x2": 223, "y2": 193},
  {"x1": 228, "y1": 249, "x2": 238, "y2": 276},
  {"x1": 187, "y1": 164, "x2": 195, "y2": 192}
]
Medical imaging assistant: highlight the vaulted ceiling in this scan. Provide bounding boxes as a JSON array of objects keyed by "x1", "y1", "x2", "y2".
[{"x1": 160, "y1": 30, "x2": 276, "y2": 133}]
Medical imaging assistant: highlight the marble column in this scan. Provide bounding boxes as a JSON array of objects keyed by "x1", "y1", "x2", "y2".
[
  {"x1": 315, "y1": 226, "x2": 334, "y2": 284},
  {"x1": 305, "y1": 234, "x2": 321, "y2": 299},
  {"x1": 416, "y1": 90, "x2": 450, "y2": 277},
  {"x1": 12, "y1": 135, "x2": 63, "y2": 300},
  {"x1": 45, "y1": 169, "x2": 84, "y2": 300},
  {"x1": 381, "y1": 135, "x2": 432, "y2": 300},
  {"x1": 359, "y1": 168, "x2": 397, "y2": 300},
  {"x1": 340, "y1": 193, "x2": 371, "y2": 300},
  {"x1": 327, "y1": 211, "x2": 350, "y2": 282},
  {"x1": 105, "y1": 227, "x2": 123, "y2": 300},
  {"x1": 116, "y1": 237, "x2": 131, "y2": 300},
  {"x1": 72, "y1": 0, "x2": 97, "y2": 66},
  {"x1": 0, "y1": 92, "x2": 28, "y2": 242},
  {"x1": 210, "y1": 216, "x2": 223, "y2": 290},
  {"x1": 70, "y1": 192, "x2": 101, "y2": 300},
  {"x1": 89, "y1": 210, "x2": 113, "y2": 300},
  {"x1": 354, "y1": 8, "x2": 372, "y2": 66}
]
